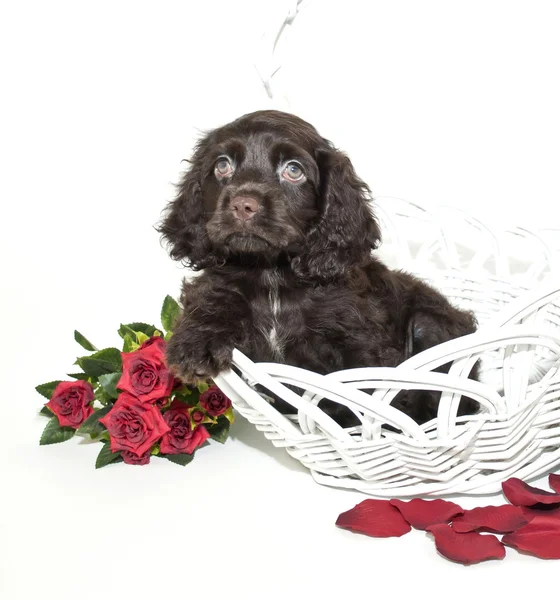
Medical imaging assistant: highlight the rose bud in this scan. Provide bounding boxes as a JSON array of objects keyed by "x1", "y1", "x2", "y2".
[
  {"x1": 199, "y1": 385, "x2": 231, "y2": 417},
  {"x1": 190, "y1": 408, "x2": 206, "y2": 427}
]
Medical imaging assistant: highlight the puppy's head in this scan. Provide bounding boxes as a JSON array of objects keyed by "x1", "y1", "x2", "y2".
[{"x1": 159, "y1": 110, "x2": 380, "y2": 279}]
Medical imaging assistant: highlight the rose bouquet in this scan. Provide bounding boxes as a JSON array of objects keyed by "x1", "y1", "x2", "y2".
[{"x1": 36, "y1": 296, "x2": 233, "y2": 467}]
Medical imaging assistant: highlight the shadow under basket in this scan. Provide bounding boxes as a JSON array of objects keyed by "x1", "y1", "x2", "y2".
[{"x1": 214, "y1": 198, "x2": 560, "y2": 497}]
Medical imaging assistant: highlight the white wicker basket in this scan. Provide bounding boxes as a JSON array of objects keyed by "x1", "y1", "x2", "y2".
[{"x1": 214, "y1": 197, "x2": 560, "y2": 497}]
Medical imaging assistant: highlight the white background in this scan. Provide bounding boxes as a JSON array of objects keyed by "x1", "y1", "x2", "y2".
[{"x1": 1, "y1": 1, "x2": 559, "y2": 598}]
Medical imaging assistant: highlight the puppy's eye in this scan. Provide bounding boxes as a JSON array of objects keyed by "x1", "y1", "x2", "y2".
[
  {"x1": 215, "y1": 157, "x2": 234, "y2": 179},
  {"x1": 282, "y1": 161, "x2": 305, "y2": 183}
]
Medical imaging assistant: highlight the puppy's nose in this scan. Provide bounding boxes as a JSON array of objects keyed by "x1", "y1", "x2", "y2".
[{"x1": 230, "y1": 196, "x2": 259, "y2": 221}]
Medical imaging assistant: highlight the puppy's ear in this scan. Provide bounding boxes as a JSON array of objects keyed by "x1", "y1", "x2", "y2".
[
  {"x1": 157, "y1": 137, "x2": 215, "y2": 269},
  {"x1": 291, "y1": 146, "x2": 381, "y2": 281}
]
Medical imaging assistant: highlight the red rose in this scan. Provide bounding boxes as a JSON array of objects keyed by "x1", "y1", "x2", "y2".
[
  {"x1": 99, "y1": 393, "x2": 170, "y2": 457},
  {"x1": 140, "y1": 336, "x2": 166, "y2": 352},
  {"x1": 160, "y1": 400, "x2": 210, "y2": 455},
  {"x1": 190, "y1": 408, "x2": 206, "y2": 426},
  {"x1": 121, "y1": 449, "x2": 151, "y2": 465},
  {"x1": 46, "y1": 381, "x2": 94, "y2": 429},
  {"x1": 118, "y1": 341, "x2": 174, "y2": 404},
  {"x1": 199, "y1": 385, "x2": 231, "y2": 417}
]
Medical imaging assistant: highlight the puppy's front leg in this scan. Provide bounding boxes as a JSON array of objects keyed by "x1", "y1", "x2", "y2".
[{"x1": 166, "y1": 277, "x2": 248, "y2": 383}]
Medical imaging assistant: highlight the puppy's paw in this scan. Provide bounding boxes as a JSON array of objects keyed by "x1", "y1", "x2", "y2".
[{"x1": 166, "y1": 338, "x2": 233, "y2": 384}]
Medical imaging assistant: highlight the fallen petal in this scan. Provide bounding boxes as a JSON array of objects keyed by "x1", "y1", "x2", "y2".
[
  {"x1": 502, "y1": 477, "x2": 560, "y2": 507},
  {"x1": 426, "y1": 524, "x2": 506, "y2": 565},
  {"x1": 336, "y1": 499, "x2": 411, "y2": 538},
  {"x1": 549, "y1": 474, "x2": 560, "y2": 494},
  {"x1": 451, "y1": 505, "x2": 527, "y2": 533},
  {"x1": 502, "y1": 516, "x2": 560, "y2": 559},
  {"x1": 522, "y1": 505, "x2": 560, "y2": 522},
  {"x1": 390, "y1": 498, "x2": 463, "y2": 530}
]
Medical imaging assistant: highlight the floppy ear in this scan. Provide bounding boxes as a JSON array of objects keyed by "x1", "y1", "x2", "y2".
[
  {"x1": 157, "y1": 138, "x2": 216, "y2": 270},
  {"x1": 291, "y1": 147, "x2": 381, "y2": 281}
]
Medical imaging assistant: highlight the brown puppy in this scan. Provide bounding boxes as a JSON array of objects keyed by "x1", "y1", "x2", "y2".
[{"x1": 159, "y1": 110, "x2": 478, "y2": 425}]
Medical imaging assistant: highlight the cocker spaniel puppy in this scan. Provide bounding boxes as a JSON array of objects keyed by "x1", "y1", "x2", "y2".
[{"x1": 159, "y1": 110, "x2": 478, "y2": 426}]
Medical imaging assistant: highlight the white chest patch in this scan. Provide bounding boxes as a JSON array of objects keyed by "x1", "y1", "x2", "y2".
[
  {"x1": 268, "y1": 289, "x2": 282, "y2": 356},
  {"x1": 261, "y1": 271, "x2": 284, "y2": 359}
]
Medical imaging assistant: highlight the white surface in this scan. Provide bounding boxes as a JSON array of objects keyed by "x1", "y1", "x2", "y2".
[
  {"x1": 2, "y1": 1, "x2": 560, "y2": 598},
  {"x1": 275, "y1": 0, "x2": 560, "y2": 228},
  {"x1": 4, "y1": 391, "x2": 560, "y2": 599}
]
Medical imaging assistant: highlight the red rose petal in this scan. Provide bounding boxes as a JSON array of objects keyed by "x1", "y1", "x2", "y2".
[
  {"x1": 389, "y1": 498, "x2": 463, "y2": 530},
  {"x1": 336, "y1": 500, "x2": 411, "y2": 538},
  {"x1": 502, "y1": 516, "x2": 560, "y2": 559},
  {"x1": 451, "y1": 505, "x2": 528, "y2": 533},
  {"x1": 549, "y1": 474, "x2": 560, "y2": 494},
  {"x1": 502, "y1": 477, "x2": 560, "y2": 507},
  {"x1": 521, "y1": 505, "x2": 560, "y2": 522},
  {"x1": 426, "y1": 523, "x2": 506, "y2": 565}
]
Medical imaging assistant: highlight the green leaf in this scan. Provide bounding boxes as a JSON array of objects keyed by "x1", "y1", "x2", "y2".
[
  {"x1": 172, "y1": 387, "x2": 196, "y2": 406},
  {"x1": 98, "y1": 372, "x2": 121, "y2": 399},
  {"x1": 67, "y1": 372, "x2": 91, "y2": 381},
  {"x1": 122, "y1": 333, "x2": 138, "y2": 353},
  {"x1": 164, "y1": 452, "x2": 195, "y2": 466},
  {"x1": 94, "y1": 386, "x2": 111, "y2": 406},
  {"x1": 74, "y1": 330, "x2": 97, "y2": 351},
  {"x1": 161, "y1": 295, "x2": 180, "y2": 333},
  {"x1": 136, "y1": 331, "x2": 149, "y2": 345},
  {"x1": 197, "y1": 381, "x2": 210, "y2": 394},
  {"x1": 77, "y1": 406, "x2": 111, "y2": 437},
  {"x1": 39, "y1": 405, "x2": 53, "y2": 417},
  {"x1": 40, "y1": 417, "x2": 76, "y2": 445},
  {"x1": 95, "y1": 443, "x2": 123, "y2": 469},
  {"x1": 35, "y1": 380, "x2": 62, "y2": 400},
  {"x1": 77, "y1": 347, "x2": 122, "y2": 377},
  {"x1": 207, "y1": 416, "x2": 230, "y2": 444},
  {"x1": 122, "y1": 322, "x2": 157, "y2": 338},
  {"x1": 223, "y1": 406, "x2": 235, "y2": 424},
  {"x1": 118, "y1": 324, "x2": 138, "y2": 342}
]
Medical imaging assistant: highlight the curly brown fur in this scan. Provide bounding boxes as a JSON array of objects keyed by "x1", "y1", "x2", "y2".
[{"x1": 159, "y1": 110, "x2": 478, "y2": 426}]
